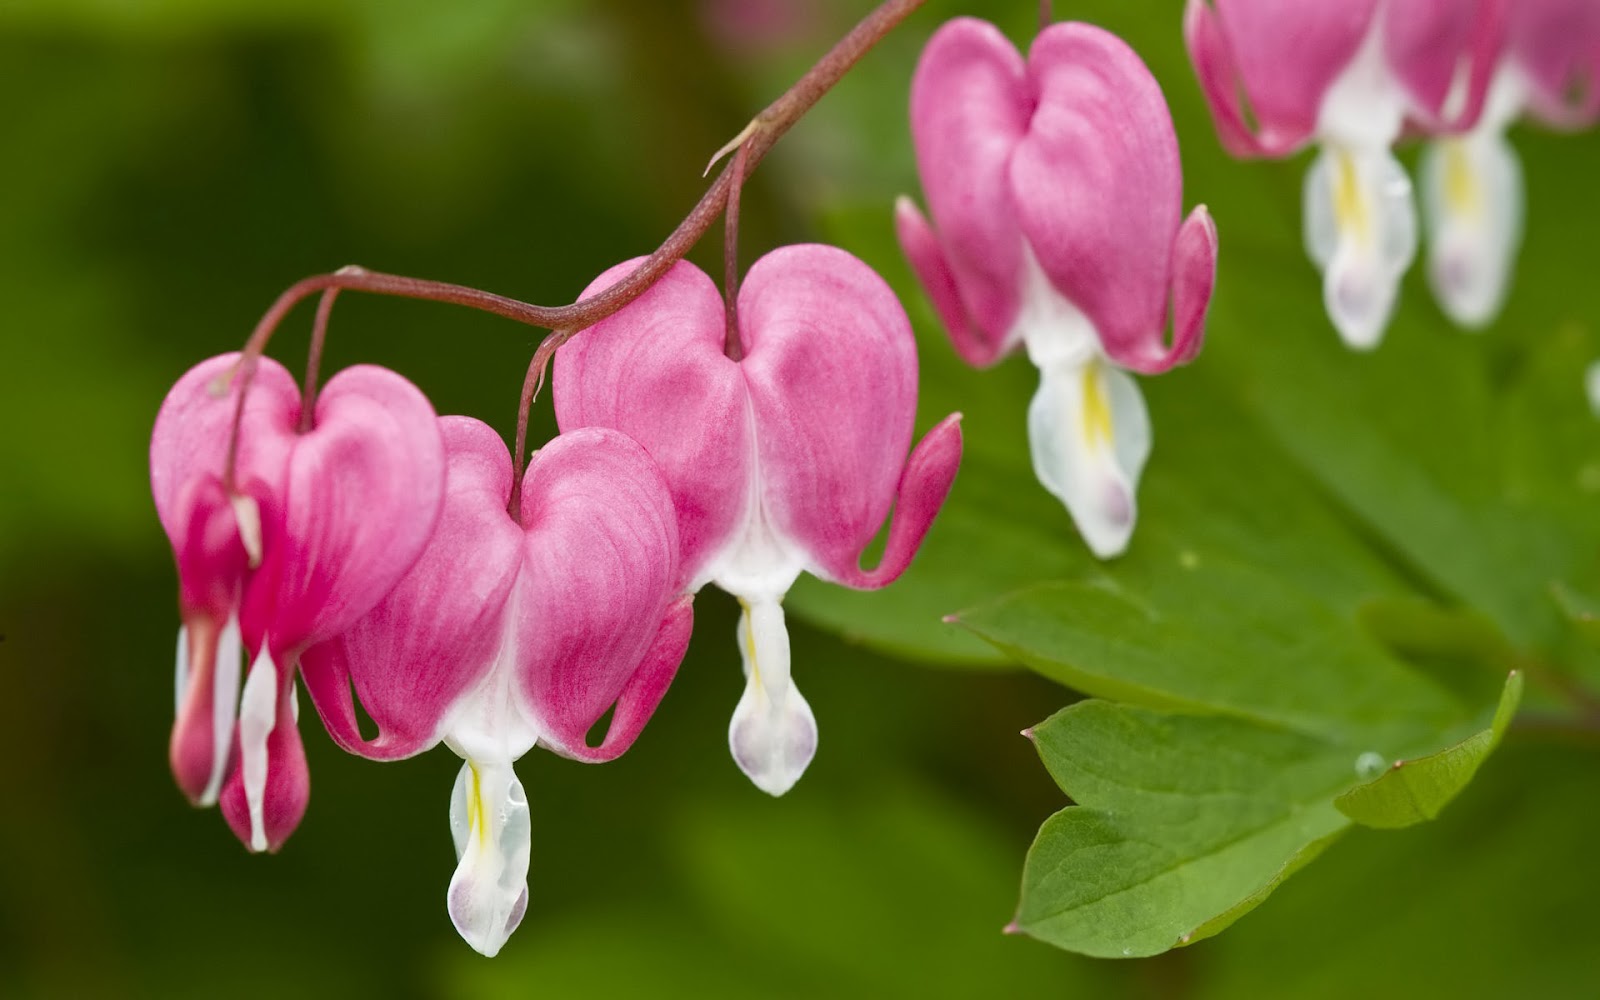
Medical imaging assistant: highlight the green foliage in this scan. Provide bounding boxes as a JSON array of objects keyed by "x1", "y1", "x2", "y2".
[
  {"x1": 782, "y1": 4, "x2": 1600, "y2": 959},
  {"x1": 1334, "y1": 671, "x2": 1523, "y2": 829}
]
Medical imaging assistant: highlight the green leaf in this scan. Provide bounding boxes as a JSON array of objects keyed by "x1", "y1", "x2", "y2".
[
  {"x1": 1334, "y1": 670, "x2": 1524, "y2": 829},
  {"x1": 1015, "y1": 700, "x2": 1361, "y2": 957}
]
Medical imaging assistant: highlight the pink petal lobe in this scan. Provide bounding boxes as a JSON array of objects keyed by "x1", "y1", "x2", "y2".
[
  {"x1": 1162, "y1": 206, "x2": 1220, "y2": 373},
  {"x1": 150, "y1": 353, "x2": 299, "y2": 546},
  {"x1": 219, "y1": 677, "x2": 309, "y2": 853},
  {"x1": 1186, "y1": 0, "x2": 1380, "y2": 157},
  {"x1": 553, "y1": 258, "x2": 748, "y2": 586},
  {"x1": 249, "y1": 365, "x2": 445, "y2": 652},
  {"x1": 894, "y1": 196, "x2": 1008, "y2": 367},
  {"x1": 170, "y1": 615, "x2": 228, "y2": 804},
  {"x1": 565, "y1": 595, "x2": 695, "y2": 764},
  {"x1": 1183, "y1": 0, "x2": 1273, "y2": 157},
  {"x1": 301, "y1": 417, "x2": 522, "y2": 761},
  {"x1": 1511, "y1": 0, "x2": 1600, "y2": 129},
  {"x1": 1012, "y1": 23, "x2": 1185, "y2": 372},
  {"x1": 825, "y1": 413, "x2": 963, "y2": 590},
  {"x1": 908, "y1": 16, "x2": 1029, "y2": 350},
  {"x1": 513, "y1": 428, "x2": 685, "y2": 760},
  {"x1": 736, "y1": 245, "x2": 933, "y2": 584},
  {"x1": 1385, "y1": 0, "x2": 1509, "y2": 133}
]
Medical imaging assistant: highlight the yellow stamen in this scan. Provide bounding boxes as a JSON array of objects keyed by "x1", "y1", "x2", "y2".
[
  {"x1": 739, "y1": 599, "x2": 762, "y2": 689},
  {"x1": 1081, "y1": 362, "x2": 1114, "y2": 449},
  {"x1": 1442, "y1": 139, "x2": 1481, "y2": 222},
  {"x1": 1333, "y1": 148, "x2": 1369, "y2": 246},
  {"x1": 467, "y1": 762, "x2": 486, "y2": 847}
]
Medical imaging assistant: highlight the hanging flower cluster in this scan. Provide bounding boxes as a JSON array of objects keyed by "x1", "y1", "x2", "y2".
[
  {"x1": 896, "y1": 17, "x2": 1217, "y2": 558},
  {"x1": 1185, "y1": 0, "x2": 1509, "y2": 348},
  {"x1": 1419, "y1": 0, "x2": 1600, "y2": 328},
  {"x1": 146, "y1": 0, "x2": 1268, "y2": 957}
]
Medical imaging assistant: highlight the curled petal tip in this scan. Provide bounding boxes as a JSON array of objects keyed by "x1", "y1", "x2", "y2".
[{"x1": 828, "y1": 414, "x2": 962, "y2": 590}]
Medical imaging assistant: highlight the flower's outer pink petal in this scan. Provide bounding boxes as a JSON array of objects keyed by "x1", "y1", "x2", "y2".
[
  {"x1": 1013, "y1": 24, "x2": 1193, "y2": 374},
  {"x1": 563, "y1": 595, "x2": 695, "y2": 764},
  {"x1": 513, "y1": 428, "x2": 685, "y2": 761},
  {"x1": 894, "y1": 197, "x2": 1009, "y2": 367},
  {"x1": 736, "y1": 245, "x2": 952, "y2": 588},
  {"x1": 907, "y1": 17, "x2": 1029, "y2": 352},
  {"x1": 301, "y1": 417, "x2": 522, "y2": 761},
  {"x1": 1183, "y1": 0, "x2": 1272, "y2": 157},
  {"x1": 1163, "y1": 206, "x2": 1220, "y2": 372},
  {"x1": 1385, "y1": 0, "x2": 1508, "y2": 133},
  {"x1": 247, "y1": 365, "x2": 445, "y2": 653},
  {"x1": 218, "y1": 671, "x2": 308, "y2": 853},
  {"x1": 1511, "y1": 0, "x2": 1600, "y2": 129},
  {"x1": 1184, "y1": 0, "x2": 1379, "y2": 158},
  {"x1": 150, "y1": 353, "x2": 299, "y2": 553},
  {"x1": 824, "y1": 413, "x2": 963, "y2": 589},
  {"x1": 553, "y1": 258, "x2": 747, "y2": 587}
]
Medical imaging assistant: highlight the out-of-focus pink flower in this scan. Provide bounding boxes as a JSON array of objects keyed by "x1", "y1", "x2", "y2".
[
  {"x1": 897, "y1": 18, "x2": 1215, "y2": 558},
  {"x1": 301, "y1": 418, "x2": 690, "y2": 956},
  {"x1": 554, "y1": 245, "x2": 961, "y2": 797},
  {"x1": 150, "y1": 354, "x2": 444, "y2": 852},
  {"x1": 1185, "y1": 1, "x2": 1512, "y2": 348},
  {"x1": 1421, "y1": 0, "x2": 1600, "y2": 327},
  {"x1": 701, "y1": 0, "x2": 819, "y2": 55}
]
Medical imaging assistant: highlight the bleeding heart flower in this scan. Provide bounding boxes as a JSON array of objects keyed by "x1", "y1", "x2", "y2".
[
  {"x1": 300, "y1": 417, "x2": 691, "y2": 957},
  {"x1": 553, "y1": 244, "x2": 962, "y2": 798},
  {"x1": 1187, "y1": 0, "x2": 1506, "y2": 347},
  {"x1": 895, "y1": 18, "x2": 1215, "y2": 558},
  {"x1": 1420, "y1": 0, "x2": 1597, "y2": 328},
  {"x1": 150, "y1": 353, "x2": 445, "y2": 852}
]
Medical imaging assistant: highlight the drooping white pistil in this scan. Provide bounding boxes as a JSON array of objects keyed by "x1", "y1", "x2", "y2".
[
  {"x1": 728, "y1": 598, "x2": 816, "y2": 797},
  {"x1": 446, "y1": 759, "x2": 531, "y2": 959},
  {"x1": 1303, "y1": 143, "x2": 1418, "y2": 350},
  {"x1": 1012, "y1": 248, "x2": 1151, "y2": 560},
  {"x1": 440, "y1": 607, "x2": 541, "y2": 958},
  {"x1": 236, "y1": 646, "x2": 278, "y2": 852},
  {"x1": 1421, "y1": 69, "x2": 1527, "y2": 329},
  {"x1": 1303, "y1": 14, "x2": 1415, "y2": 350}
]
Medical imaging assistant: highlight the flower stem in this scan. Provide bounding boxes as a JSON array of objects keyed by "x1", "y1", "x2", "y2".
[
  {"x1": 1039, "y1": 0, "x2": 1052, "y2": 31},
  {"x1": 298, "y1": 286, "x2": 341, "y2": 434},
  {"x1": 723, "y1": 139, "x2": 753, "y2": 363},
  {"x1": 221, "y1": 0, "x2": 927, "y2": 489}
]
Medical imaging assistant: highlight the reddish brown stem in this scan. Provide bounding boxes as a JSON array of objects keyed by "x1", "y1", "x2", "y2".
[
  {"x1": 220, "y1": 0, "x2": 927, "y2": 487},
  {"x1": 507, "y1": 332, "x2": 568, "y2": 519},
  {"x1": 299, "y1": 287, "x2": 340, "y2": 433},
  {"x1": 1039, "y1": 0, "x2": 1052, "y2": 31},
  {"x1": 722, "y1": 140, "x2": 753, "y2": 362}
]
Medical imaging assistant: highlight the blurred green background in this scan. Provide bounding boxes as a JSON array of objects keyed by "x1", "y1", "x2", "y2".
[{"x1": 2, "y1": 1, "x2": 1597, "y2": 997}]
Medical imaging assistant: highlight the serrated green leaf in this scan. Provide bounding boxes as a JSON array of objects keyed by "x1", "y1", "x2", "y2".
[{"x1": 1334, "y1": 671, "x2": 1524, "y2": 829}]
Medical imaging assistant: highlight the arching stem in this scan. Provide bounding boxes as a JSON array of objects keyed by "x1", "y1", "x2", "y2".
[{"x1": 723, "y1": 139, "x2": 753, "y2": 362}]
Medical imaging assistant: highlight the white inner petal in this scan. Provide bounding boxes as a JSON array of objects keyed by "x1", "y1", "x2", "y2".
[
  {"x1": 228, "y1": 493, "x2": 263, "y2": 569},
  {"x1": 727, "y1": 598, "x2": 816, "y2": 797},
  {"x1": 237, "y1": 645, "x2": 278, "y2": 852},
  {"x1": 204, "y1": 613, "x2": 245, "y2": 808},
  {"x1": 1027, "y1": 355, "x2": 1151, "y2": 560},
  {"x1": 174, "y1": 625, "x2": 189, "y2": 719},
  {"x1": 442, "y1": 580, "x2": 542, "y2": 765},
  {"x1": 1421, "y1": 131, "x2": 1523, "y2": 329},
  {"x1": 1303, "y1": 143, "x2": 1418, "y2": 350},
  {"x1": 1316, "y1": 15, "x2": 1405, "y2": 150},
  {"x1": 446, "y1": 758, "x2": 532, "y2": 958}
]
